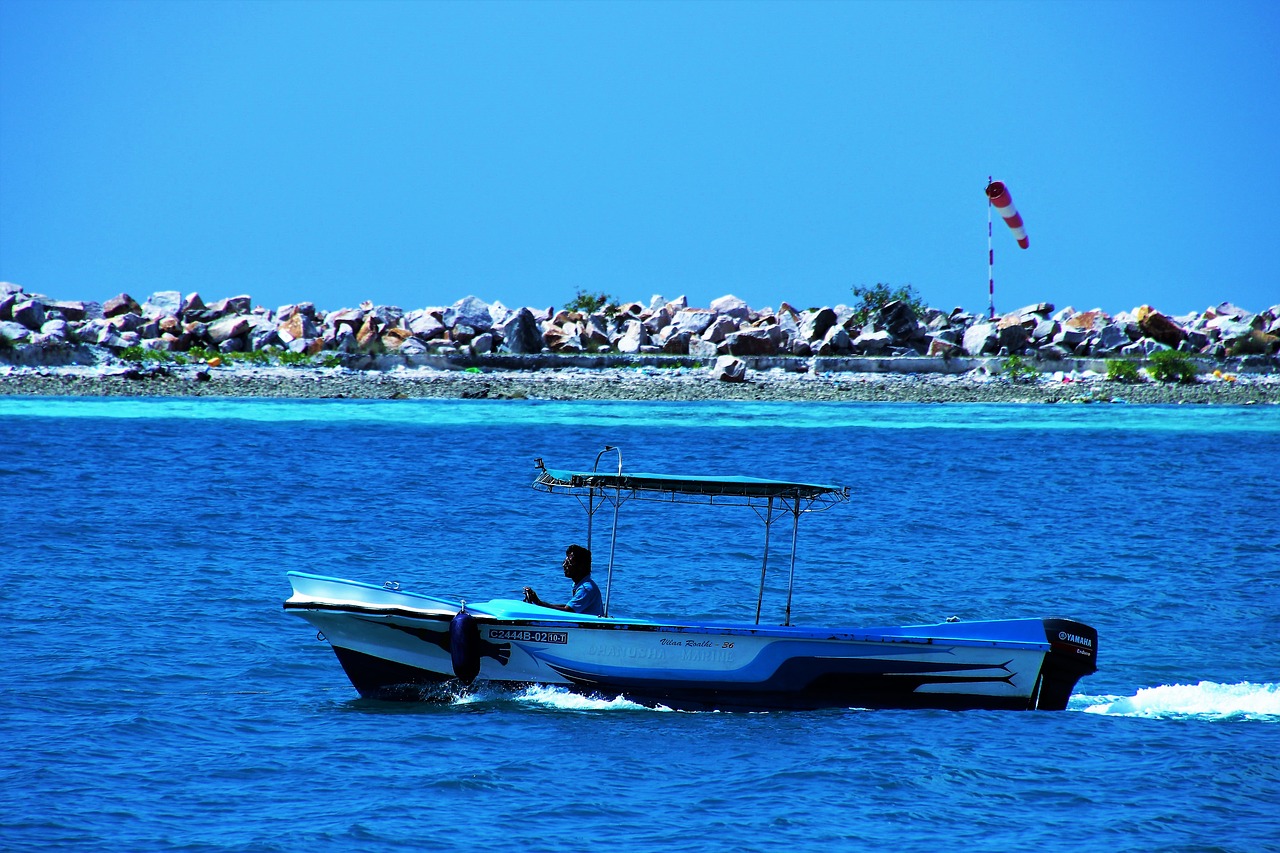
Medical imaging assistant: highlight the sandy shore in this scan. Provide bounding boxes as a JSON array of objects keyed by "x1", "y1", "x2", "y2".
[{"x1": 2, "y1": 363, "x2": 1277, "y2": 404}]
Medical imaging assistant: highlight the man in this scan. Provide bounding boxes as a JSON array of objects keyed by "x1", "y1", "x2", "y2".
[{"x1": 523, "y1": 544, "x2": 604, "y2": 617}]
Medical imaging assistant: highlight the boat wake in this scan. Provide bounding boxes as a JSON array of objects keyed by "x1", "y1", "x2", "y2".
[
  {"x1": 1072, "y1": 681, "x2": 1280, "y2": 721},
  {"x1": 450, "y1": 683, "x2": 672, "y2": 712}
]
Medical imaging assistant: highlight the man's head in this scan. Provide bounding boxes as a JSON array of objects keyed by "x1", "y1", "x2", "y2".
[{"x1": 563, "y1": 544, "x2": 592, "y2": 581}]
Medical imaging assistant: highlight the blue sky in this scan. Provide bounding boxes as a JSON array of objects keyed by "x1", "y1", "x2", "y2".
[{"x1": 2, "y1": 0, "x2": 1276, "y2": 317}]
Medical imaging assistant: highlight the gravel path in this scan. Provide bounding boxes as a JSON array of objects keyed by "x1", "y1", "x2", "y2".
[{"x1": 2, "y1": 364, "x2": 1277, "y2": 404}]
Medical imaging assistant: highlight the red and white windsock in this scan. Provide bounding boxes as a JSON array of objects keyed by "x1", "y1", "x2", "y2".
[{"x1": 985, "y1": 180, "x2": 1029, "y2": 249}]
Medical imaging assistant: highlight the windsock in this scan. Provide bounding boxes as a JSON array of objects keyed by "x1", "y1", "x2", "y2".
[{"x1": 985, "y1": 180, "x2": 1029, "y2": 249}]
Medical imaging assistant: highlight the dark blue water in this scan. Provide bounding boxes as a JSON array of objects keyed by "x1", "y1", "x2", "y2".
[{"x1": 3, "y1": 398, "x2": 1278, "y2": 852}]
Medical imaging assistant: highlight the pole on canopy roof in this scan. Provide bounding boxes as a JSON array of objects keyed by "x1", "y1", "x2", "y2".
[{"x1": 784, "y1": 498, "x2": 801, "y2": 627}]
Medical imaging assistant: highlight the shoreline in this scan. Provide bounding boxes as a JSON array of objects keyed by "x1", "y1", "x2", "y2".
[{"x1": 2, "y1": 363, "x2": 1277, "y2": 405}]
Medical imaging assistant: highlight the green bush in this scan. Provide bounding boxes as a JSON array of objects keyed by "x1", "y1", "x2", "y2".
[
  {"x1": 1106, "y1": 359, "x2": 1142, "y2": 383},
  {"x1": 277, "y1": 350, "x2": 313, "y2": 366},
  {"x1": 565, "y1": 288, "x2": 619, "y2": 317},
  {"x1": 1002, "y1": 354, "x2": 1039, "y2": 382},
  {"x1": 850, "y1": 283, "x2": 927, "y2": 325},
  {"x1": 1148, "y1": 349, "x2": 1198, "y2": 384},
  {"x1": 119, "y1": 345, "x2": 187, "y2": 364}
]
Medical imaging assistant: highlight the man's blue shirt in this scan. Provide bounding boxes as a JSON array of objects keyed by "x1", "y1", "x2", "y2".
[{"x1": 568, "y1": 577, "x2": 604, "y2": 616}]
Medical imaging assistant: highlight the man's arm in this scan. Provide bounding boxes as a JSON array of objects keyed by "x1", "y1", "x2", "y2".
[{"x1": 522, "y1": 587, "x2": 572, "y2": 612}]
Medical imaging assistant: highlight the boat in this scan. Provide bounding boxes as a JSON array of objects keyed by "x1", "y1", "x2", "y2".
[{"x1": 284, "y1": 448, "x2": 1098, "y2": 711}]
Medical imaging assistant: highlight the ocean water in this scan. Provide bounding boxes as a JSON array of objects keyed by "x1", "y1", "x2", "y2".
[{"x1": 2, "y1": 397, "x2": 1278, "y2": 852}]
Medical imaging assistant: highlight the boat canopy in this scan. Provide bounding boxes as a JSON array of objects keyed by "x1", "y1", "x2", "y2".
[{"x1": 533, "y1": 467, "x2": 849, "y2": 511}]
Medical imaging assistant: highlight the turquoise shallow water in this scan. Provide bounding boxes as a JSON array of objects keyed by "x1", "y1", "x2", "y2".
[{"x1": 2, "y1": 398, "x2": 1278, "y2": 851}]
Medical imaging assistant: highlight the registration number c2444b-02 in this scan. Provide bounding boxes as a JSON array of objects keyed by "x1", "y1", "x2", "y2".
[{"x1": 487, "y1": 628, "x2": 568, "y2": 645}]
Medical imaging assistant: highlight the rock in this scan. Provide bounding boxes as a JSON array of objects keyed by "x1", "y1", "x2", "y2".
[
  {"x1": 182, "y1": 293, "x2": 207, "y2": 313},
  {"x1": 406, "y1": 310, "x2": 447, "y2": 340},
  {"x1": 372, "y1": 305, "x2": 404, "y2": 327},
  {"x1": 701, "y1": 315, "x2": 739, "y2": 344},
  {"x1": 251, "y1": 326, "x2": 280, "y2": 351},
  {"x1": 997, "y1": 323, "x2": 1030, "y2": 353},
  {"x1": 278, "y1": 312, "x2": 320, "y2": 343},
  {"x1": 928, "y1": 338, "x2": 960, "y2": 357},
  {"x1": 142, "y1": 291, "x2": 182, "y2": 318},
  {"x1": 722, "y1": 327, "x2": 779, "y2": 356},
  {"x1": 378, "y1": 327, "x2": 413, "y2": 349},
  {"x1": 670, "y1": 309, "x2": 717, "y2": 336},
  {"x1": 11, "y1": 299, "x2": 46, "y2": 331},
  {"x1": 208, "y1": 295, "x2": 252, "y2": 316},
  {"x1": 356, "y1": 316, "x2": 384, "y2": 351},
  {"x1": 642, "y1": 308, "x2": 671, "y2": 335},
  {"x1": 1094, "y1": 324, "x2": 1129, "y2": 353},
  {"x1": 207, "y1": 315, "x2": 251, "y2": 345},
  {"x1": 661, "y1": 329, "x2": 693, "y2": 354},
  {"x1": 444, "y1": 296, "x2": 493, "y2": 332},
  {"x1": 878, "y1": 300, "x2": 921, "y2": 341},
  {"x1": 1052, "y1": 327, "x2": 1087, "y2": 348},
  {"x1": 485, "y1": 300, "x2": 514, "y2": 329},
  {"x1": 546, "y1": 329, "x2": 584, "y2": 353},
  {"x1": 1228, "y1": 329, "x2": 1279, "y2": 356},
  {"x1": 470, "y1": 332, "x2": 497, "y2": 355},
  {"x1": 817, "y1": 326, "x2": 854, "y2": 356},
  {"x1": 799, "y1": 308, "x2": 838, "y2": 342},
  {"x1": 499, "y1": 308, "x2": 544, "y2": 354},
  {"x1": 710, "y1": 294, "x2": 751, "y2": 321},
  {"x1": 108, "y1": 312, "x2": 143, "y2": 333},
  {"x1": 853, "y1": 329, "x2": 891, "y2": 354},
  {"x1": 689, "y1": 338, "x2": 718, "y2": 360},
  {"x1": 616, "y1": 320, "x2": 650, "y2": 354},
  {"x1": 0, "y1": 319, "x2": 33, "y2": 345},
  {"x1": 0, "y1": 282, "x2": 22, "y2": 297},
  {"x1": 962, "y1": 323, "x2": 998, "y2": 356},
  {"x1": 1032, "y1": 319, "x2": 1059, "y2": 341},
  {"x1": 40, "y1": 319, "x2": 69, "y2": 341},
  {"x1": 1063, "y1": 309, "x2": 1107, "y2": 331},
  {"x1": 1136, "y1": 307, "x2": 1187, "y2": 348},
  {"x1": 1209, "y1": 301, "x2": 1250, "y2": 321},
  {"x1": 398, "y1": 337, "x2": 429, "y2": 356},
  {"x1": 711, "y1": 355, "x2": 746, "y2": 382},
  {"x1": 0, "y1": 293, "x2": 16, "y2": 321},
  {"x1": 1207, "y1": 315, "x2": 1253, "y2": 340},
  {"x1": 45, "y1": 300, "x2": 96, "y2": 322},
  {"x1": 103, "y1": 293, "x2": 142, "y2": 318}
]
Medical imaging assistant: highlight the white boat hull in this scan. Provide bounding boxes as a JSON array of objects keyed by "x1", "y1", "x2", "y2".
[{"x1": 285, "y1": 572, "x2": 1097, "y2": 711}]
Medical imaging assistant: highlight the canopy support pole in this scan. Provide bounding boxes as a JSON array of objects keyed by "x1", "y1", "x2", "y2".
[
  {"x1": 754, "y1": 496, "x2": 774, "y2": 625},
  {"x1": 783, "y1": 499, "x2": 801, "y2": 627}
]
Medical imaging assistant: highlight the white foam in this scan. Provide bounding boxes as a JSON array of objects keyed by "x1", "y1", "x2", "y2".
[
  {"x1": 1074, "y1": 681, "x2": 1280, "y2": 721},
  {"x1": 512, "y1": 684, "x2": 670, "y2": 712}
]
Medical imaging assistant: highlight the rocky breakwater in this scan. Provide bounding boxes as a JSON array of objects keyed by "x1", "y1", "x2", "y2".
[{"x1": 1, "y1": 281, "x2": 1277, "y2": 379}]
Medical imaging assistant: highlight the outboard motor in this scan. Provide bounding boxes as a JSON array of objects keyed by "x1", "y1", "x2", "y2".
[
  {"x1": 1036, "y1": 618, "x2": 1099, "y2": 710},
  {"x1": 449, "y1": 605, "x2": 482, "y2": 684}
]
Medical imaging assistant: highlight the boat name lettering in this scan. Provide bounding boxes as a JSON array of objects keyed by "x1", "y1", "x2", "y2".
[
  {"x1": 660, "y1": 638, "x2": 717, "y2": 648},
  {"x1": 489, "y1": 629, "x2": 568, "y2": 644},
  {"x1": 1058, "y1": 631, "x2": 1092, "y2": 648}
]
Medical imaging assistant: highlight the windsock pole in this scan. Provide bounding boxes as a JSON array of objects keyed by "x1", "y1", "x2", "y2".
[
  {"x1": 987, "y1": 176, "x2": 995, "y2": 320},
  {"x1": 985, "y1": 178, "x2": 1030, "y2": 320}
]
